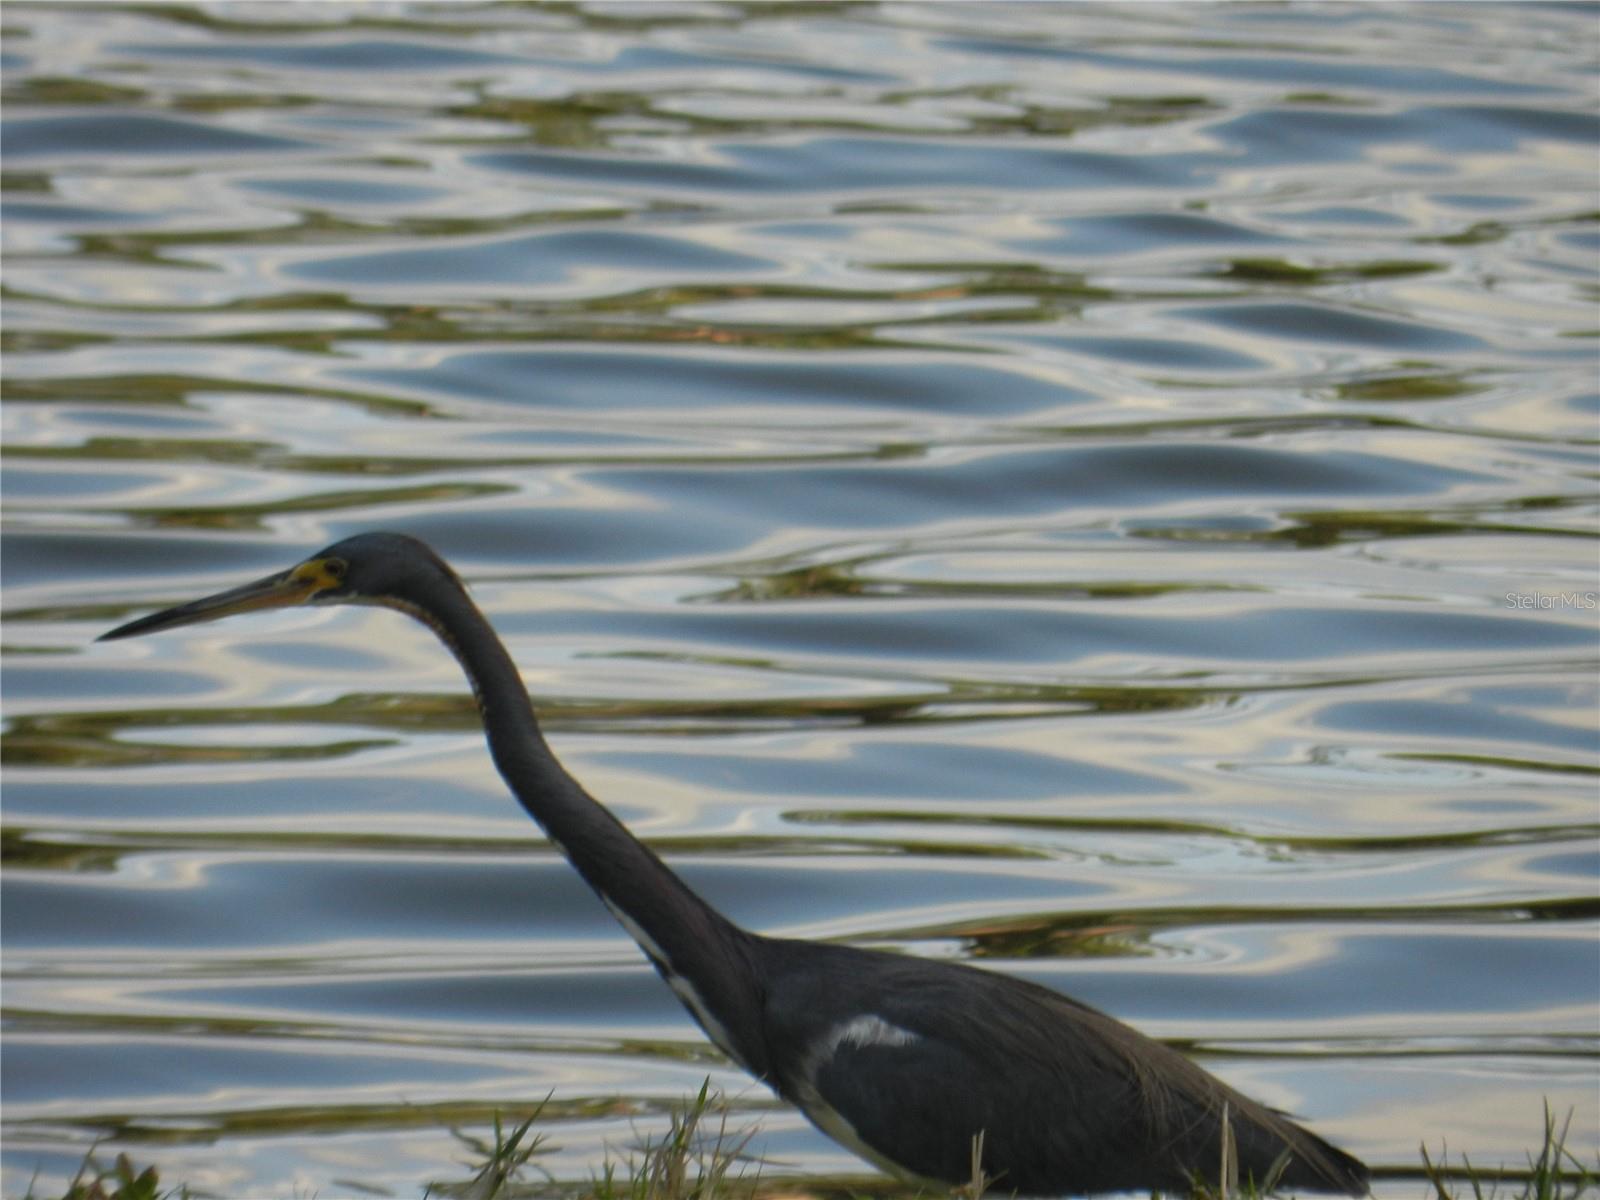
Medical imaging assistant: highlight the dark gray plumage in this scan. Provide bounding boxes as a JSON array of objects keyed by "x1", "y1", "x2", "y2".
[{"x1": 100, "y1": 532, "x2": 1369, "y2": 1196}]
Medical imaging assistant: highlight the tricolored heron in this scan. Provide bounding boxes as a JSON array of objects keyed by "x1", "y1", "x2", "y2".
[{"x1": 100, "y1": 532, "x2": 1369, "y2": 1195}]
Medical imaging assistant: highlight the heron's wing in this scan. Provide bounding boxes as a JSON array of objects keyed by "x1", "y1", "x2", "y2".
[
  {"x1": 758, "y1": 943, "x2": 1366, "y2": 1195},
  {"x1": 799, "y1": 1010, "x2": 1140, "y2": 1192},
  {"x1": 762, "y1": 951, "x2": 1184, "y2": 1193}
]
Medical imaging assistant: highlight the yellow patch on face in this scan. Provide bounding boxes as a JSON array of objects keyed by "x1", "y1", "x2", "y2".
[{"x1": 289, "y1": 557, "x2": 347, "y2": 594}]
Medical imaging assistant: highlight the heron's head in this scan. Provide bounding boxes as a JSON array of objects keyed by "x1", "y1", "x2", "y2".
[{"x1": 98, "y1": 532, "x2": 462, "y2": 642}]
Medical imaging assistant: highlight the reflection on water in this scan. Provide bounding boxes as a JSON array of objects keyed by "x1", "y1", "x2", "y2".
[{"x1": 3, "y1": 3, "x2": 1597, "y2": 1196}]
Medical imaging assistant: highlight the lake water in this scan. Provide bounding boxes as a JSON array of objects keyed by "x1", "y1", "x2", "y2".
[{"x1": 3, "y1": 3, "x2": 1597, "y2": 1197}]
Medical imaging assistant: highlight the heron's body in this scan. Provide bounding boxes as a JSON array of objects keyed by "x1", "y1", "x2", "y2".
[{"x1": 100, "y1": 532, "x2": 1369, "y2": 1196}]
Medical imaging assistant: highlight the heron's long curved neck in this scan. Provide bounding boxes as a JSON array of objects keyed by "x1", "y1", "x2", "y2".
[{"x1": 402, "y1": 575, "x2": 768, "y2": 1076}]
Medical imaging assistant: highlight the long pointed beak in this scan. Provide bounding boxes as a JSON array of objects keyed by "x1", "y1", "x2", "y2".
[{"x1": 98, "y1": 566, "x2": 318, "y2": 642}]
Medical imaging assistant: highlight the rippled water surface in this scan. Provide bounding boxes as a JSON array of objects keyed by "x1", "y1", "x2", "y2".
[{"x1": 4, "y1": 3, "x2": 1598, "y2": 1196}]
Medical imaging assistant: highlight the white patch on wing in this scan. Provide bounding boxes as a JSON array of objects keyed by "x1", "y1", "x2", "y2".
[
  {"x1": 806, "y1": 1014, "x2": 920, "y2": 1078},
  {"x1": 835, "y1": 1014, "x2": 920, "y2": 1051},
  {"x1": 599, "y1": 894, "x2": 749, "y2": 1071}
]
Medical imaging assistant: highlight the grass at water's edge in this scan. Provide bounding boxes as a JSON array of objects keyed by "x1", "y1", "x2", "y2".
[{"x1": 26, "y1": 1093, "x2": 1595, "y2": 1200}]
